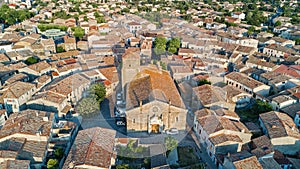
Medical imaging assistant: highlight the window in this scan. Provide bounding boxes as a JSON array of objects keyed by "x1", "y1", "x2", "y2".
[
  {"x1": 176, "y1": 117, "x2": 178, "y2": 122},
  {"x1": 133, "y1": 119, "x2": 135, "y2": 123}
]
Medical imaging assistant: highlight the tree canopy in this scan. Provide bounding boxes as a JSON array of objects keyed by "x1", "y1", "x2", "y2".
[
  {"x1": 0, "y1": 4, "x2": 34, "y2": 25},
  {"x1": 38, "y1": 24, "x2": 68, "y2": 32},
  {"x1": 167, "y1": 37, "x2": 181, "y2": 54},
  {"x1": 47, "y1": 159, "x2": 58, "y2": 169},
  {"x1": 25, "y1": 57, "x2": 38, "y2": 65},
  {"x1": 71, "y1": 27, "x2": 85, "y2": 39},
  {"x1": 89, "y1": 83, "x2": 106, "y2": 102},
  {"x1": 165, "y1": 136, "x2": 178, "y2": 152},
  {"x1": 154, "y1": 36, "x2": 167, "y2": 55}
]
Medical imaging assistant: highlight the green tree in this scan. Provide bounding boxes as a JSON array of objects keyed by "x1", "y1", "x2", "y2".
[
  {"x1": 247, "y1": 26, "x2": 256, "y2": 35},
  {"x1": 54, "y1": 147, "x2": 64, "y2": 160},
  {"x1": 76, "y1": 95, "x2": 100, "y2": 116},
  {"x1": 25, "y1": 57, "x2": 38, "y2": 65},
  {"x1": 165, "y1": 136, "x2": 178, "y2": 153},
  {"x1": 154, "y1": 36, "x2": 167, "y2": 55},
  {"x1": 89, "y1": 83, "x2": 106, "y2": 102},
  {"x1": 83, "y1": 16, "x2": 88, "y2": 22},
  {"x1": 198, "y1": 79, "x2": 211, "y2": 86},
  {"x1": 274, "y1": 20, "x2": 281, "y2": 27},
  {"x1": 295, "y1": 38, "x2": 300, "y2": 45},
  {"x1": 56, "y1": 46, "x2": 65, "y2": 53},
  {"x1": 47, "y1": 159, "x2": 58, "y2": 169},
  {"x1": 252, "y1": 100, "x2": 272, "y2": 115},
  {"x1": 72, "y1": 27, "x2": 85, "y2": 39},
  {"x1": 168, "y1": 37, "x2": 181, "y2": 54},
  {"x1": 116, "y1": 164, "x2": 129, "y2": 169}
]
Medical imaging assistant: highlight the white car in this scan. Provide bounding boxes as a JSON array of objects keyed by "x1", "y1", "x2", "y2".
[
  {"x1": 166, "y1": 128, "x2": 179, "y2": 135},
  {"x1": 116, "y1": 121, "x2": 126, "y2": 126}
]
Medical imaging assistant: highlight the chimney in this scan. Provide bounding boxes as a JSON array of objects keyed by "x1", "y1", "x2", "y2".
[{"x1": 140, "y1": 100, "x2": 142, "y2": 113}]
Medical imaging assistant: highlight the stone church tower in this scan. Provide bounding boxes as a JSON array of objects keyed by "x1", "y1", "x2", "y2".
[{"x1": 121, "y1": 49, "x2": 140, "y2": 94}]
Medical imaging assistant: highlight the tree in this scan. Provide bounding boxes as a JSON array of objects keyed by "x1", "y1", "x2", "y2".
[
  {"x1": 89, "y1": 83, "x2": 106, "y2": 102},
  {"x1": 247, "y1": 26, "x2": 256, "y2": 35},
  {"x1": 56, "y1": 46, "x2": 65, "y2": 53},
  {"x1": 154, "y1": 36, "x2": 167, "y2": 55},
  {"x1": 274, "y1": 20, "x2": 281, "y2": 27},
  {"x1": 198, "y1": 79, "x2": 211, "y2": 86},
  {"x1": 116, "y1": 164, "x2": 129, "y2": 169},
  {"x1": 47, "y1": 159, "x2": 58, "y2": 169},
  {"x1": 54, "y1": 147, "x2": 64, "y2": 160},
  {"x1": 252, "y1": 100, "x2": 272, "y2": 115},
  {"x1": 83, "y1": 16, "x2": 88, "y2": 22},
  {"x1": 167, "y1": 37, "x2": 180, "y2": 54},
  {"x1": 164, "y1": 136, "x2": 178, "y2": 153},
  {"x1": 25, "y1": 57, "x2": 38, "y2": 65},
  {"x1": 72, "y1": 27, "x2": 85, "y2": 39},
  {"x1": 296, "y1": 38, "x2": 300, "y2": 45},
  {"x1": 76, "y1": 95, "x2": 100, "y2": 116}
]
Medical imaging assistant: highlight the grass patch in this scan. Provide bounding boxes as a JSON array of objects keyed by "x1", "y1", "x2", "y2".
[{"x1": 177, "y1": 146, "x2": 198, "y2": 167}]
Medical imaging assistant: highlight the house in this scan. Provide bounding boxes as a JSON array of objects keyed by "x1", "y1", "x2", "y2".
[
  {"x1": 259, "y1": 71, "x2": 292, "y2": 93},
  {"x1": 246, "y1": 56, "x2": 278, "y2": 72},
  {"x1": 47, "y1": 73, "x2": 90, "y2": 106},
  {"x1": 0, "y1": 109, "x2": 54, "y2": 168},
  {"x1": 98, "y1": 67, "x2": 119, "y2": 96},
  {"x1": 3, "y1": 81, "x2": 37, "y2": 113},
  {"x1": 223, "y1": 85, "x2": 252, "y2": 109},
  {"x1": 250, "y1": 135, "x2": 274, "y2": 158},
  {"x1": 223, "y1": 152, "x2": 263, "y2": 169},
  {"x1": 0, "y1": 160, "x2": 30, "y2": 169},
  {"x1": 63, "y1": 36, "x2": 76, "y2": 51},
  {"x1": 193, "y1": 109, "x2": 252, "y2": 165},
  {"x1": 124, "y1": 67, "x2": 187, "y2": 133},
  {"x1": 77, "y1": 41, "x2": 89, "y2": 51},
  {"x1": 27, "y1": 91, "x2": 69, "y2": 117},
  {"x1": 19, "y1": 61, "x2": 52, "y2": 77},
  {"x1": 63, "y1": 127, "x2": 116, "y2": 169},
  {"x1": 98, "y1": 23, "x2": 111, "y2": 33},
  {"x1": 126, "y1": 21, "x2": 142, "y2": 33},
  {"x1": 232, "y1": 12, "x2": 245, "y2": 20},
  {"x1": 169, "y1": 65, "x2": 194, "y2": 82},
  {"x1": 192, "y1": 84, "x2": 235, "y2": 112},
  {"x1": 224, "y1": 72, "x2": 270, "y2": 98},
  {"x1": 281, "y1": 103, "x2": 300, "y2": 129},
  {"x1": 259, "y1": 111, "x2": 300, "y2": 155},
  {"x1": 269, "y1": 95, "x2": 297, "y2": 111},
  {"x1": 41, "y1": 39, "x2": 56, "y2": 53},
  {"x1": 263, "y1": 44, "x2": 299, "y2": 61}
]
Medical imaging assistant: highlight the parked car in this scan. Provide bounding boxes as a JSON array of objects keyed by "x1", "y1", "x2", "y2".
[
  {"x1": 166, "y1": 128, "x2": 179, "y2": 135},
  {"x1": 116, "y1": 121, "x2": 126, "y2": 126}
]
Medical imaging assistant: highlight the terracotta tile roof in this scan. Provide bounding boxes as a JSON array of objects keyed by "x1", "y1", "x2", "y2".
[
  {"x1": 233, "y1": 156, "x2": 263, "y2": 169},
  {"x1": 209, "y1": 134, "x2": 242, "y2": 145},
  {"x1": 197, "y1": 114, "x2": 249, "y2": 135},
  {"x1": 63, "y1": 127, "x2": 116, "y2": 169},
  {"x1": 274, "y1": 65, "x2": 300, "y2": 78},
  {"x1": 4, "y1": 73, "x2": 28, "y2": 85},
  {"x1": 47, "y1": 73, "x2": 89, "y2": 96},
  {"x1": 30, "y1": 91, "x2": 66, "y2": 104},
  {"x1": 4, "y1": 81, "x2": 36, "y2": 99},
  {"x1": 27, "y1": 61, "x2": 51, "y2": 73},
  {"x1": 0, "y1": 160, "x2": 30, "y2": 169},
  {"x1": 98, "y1": 66, "x2": 118, "y2": 83},
  {"x1": 127, "y1": 68, "x2": 185, "y2": 109},
  {"x1": 0, "y1": 110, "x2": 54, "y2": 139},
  {"x1": 251, "y1": 135, "x2": 273, "y2": 158},
  {"x1": 193, "y1": 84, "x2": 226, "y2": 106},
  {"x1": 122, "y1": 48, "x2": 140, "y2": 59},
  {"x1": 0, "y1": 53, "x2": 10, "y2": 62},
  {"x1": 225, "y1": 72, "x2": 266, "y2": 89},
  {"x1": 259, "y1": 111, "x2": 300, "y2": 139}
]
